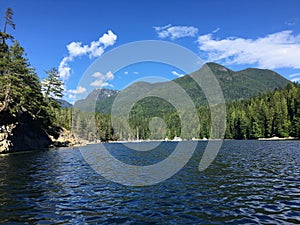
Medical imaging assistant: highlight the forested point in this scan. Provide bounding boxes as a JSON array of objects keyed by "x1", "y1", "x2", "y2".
[{"x1": 0, "y1": 8, "x2": 65, "y2": 152}]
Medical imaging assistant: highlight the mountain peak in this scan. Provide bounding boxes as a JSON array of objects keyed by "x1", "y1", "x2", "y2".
[{"x1": 75, "y1": 63, "x2": 291, "y2": 113}]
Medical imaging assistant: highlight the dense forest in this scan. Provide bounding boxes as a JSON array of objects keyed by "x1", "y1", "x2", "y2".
[{"x1": 70, "y1": 83, "x2": 300, "y2": 141}]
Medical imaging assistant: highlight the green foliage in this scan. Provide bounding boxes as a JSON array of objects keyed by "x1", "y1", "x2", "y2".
[
  {"x1": 0, "y1": 8, "x2": 63, "y2": 139},
  {"x1": 128, "y1": 97, "x2": 181, "y2": 140},
  {"x1": 42, "y1": 67, "x2": 64, "y2": 108},
  {"x1": 0, "y1": 39, "x2": 45, "y2": 122},
  {"x1": 3, "y1": 8, "x2": 15, "y2": 33},
  {"x1": 225, "y1": 83, "x2": 300, "y2": 139},
  {"x1": 53, "y1": 107, "x2": 72, "y2": 130}
]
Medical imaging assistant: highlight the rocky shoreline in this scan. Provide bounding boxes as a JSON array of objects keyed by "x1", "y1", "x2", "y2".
[
  {"x1": 0, "y1": 123, "x2": 84, "y2": 154},
  {"x1": 50, "y1": 128, "x2": 80, "y2": 148},
  {"x1": 0, "y1": 121, "x2": 52, "y2": 154}
]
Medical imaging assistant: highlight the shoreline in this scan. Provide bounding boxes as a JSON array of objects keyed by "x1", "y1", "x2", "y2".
[
  {"x1": 2, "y1": 135, "x2": 299, "y2": 155},
  {"x1": 258, "y1": 136, "x2": 297, "y2": 141}
]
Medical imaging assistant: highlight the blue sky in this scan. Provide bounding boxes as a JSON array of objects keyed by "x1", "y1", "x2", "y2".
[{"x1": 1, "y1": 0, "x2": 300, "y2": 102}]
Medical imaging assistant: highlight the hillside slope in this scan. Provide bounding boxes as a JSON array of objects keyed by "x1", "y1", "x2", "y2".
[{"x1": 75, "y1": 63, "x2": 291, "y2": 114}]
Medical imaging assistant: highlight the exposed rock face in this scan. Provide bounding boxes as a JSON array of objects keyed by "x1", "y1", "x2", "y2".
[
  {"x1": 50, "y1": 128, "x2": 80, "y2": 147},
  {"x1": 10, "y1": 122, "x2": 52, "y2": 151},
  {"x1": 0, "y1": 132, "x2": 11, "y2": 152},
  {"x1": 0, "y1": 121, "x2": 52, "y2": 153}
]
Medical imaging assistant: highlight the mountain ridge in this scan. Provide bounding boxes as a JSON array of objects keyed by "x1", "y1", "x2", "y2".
[{"x1": 74, "y1": 62, "x2": 291, "y2": 113}]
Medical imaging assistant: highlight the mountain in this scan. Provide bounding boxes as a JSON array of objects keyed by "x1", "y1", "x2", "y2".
[
  {"x1": 74, "y1": 88, "x2": 119, "y2": 112},
  {"x1": 75, "y1": 63, "x2": 291, "y2": 114},
  {"x1": 172, "y1": 62, "x2": 290, "y2": 104},
  {"x1": 57, "y1": 99, "x2": 73, "y2": 108}
]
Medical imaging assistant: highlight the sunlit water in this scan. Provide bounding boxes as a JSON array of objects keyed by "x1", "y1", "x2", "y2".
[{"x1": 0, "y1": 140, "x2": 299, "y2": 224}]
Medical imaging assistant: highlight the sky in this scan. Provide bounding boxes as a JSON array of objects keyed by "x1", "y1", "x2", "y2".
[{"x1": 1, "y1": 0, "x2": 300, "y2": 102}]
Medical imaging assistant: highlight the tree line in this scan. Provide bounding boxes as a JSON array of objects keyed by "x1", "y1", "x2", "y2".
[
  {"x1": 69, "y1": 82, "x2": 300, "y2": 141},
  {"x1": 225, "y1": 83, "x2": 300, "y2": 139}
]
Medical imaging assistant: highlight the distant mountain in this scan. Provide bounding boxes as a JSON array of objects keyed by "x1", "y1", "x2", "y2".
[
  {"x1": 57, "y1": 99, "x2": 72, "y2": 108},
  {"x1": 174, "y1": 62, "x2": 290, "y2": 104},
  {"x1": 74, "y1": 88, "x2": 119, "y2": 111},
  {"x1": 75, "y1": 63, "x2": 291, "y2": 114}
]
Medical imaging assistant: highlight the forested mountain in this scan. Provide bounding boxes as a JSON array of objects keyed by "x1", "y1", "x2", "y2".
[
  {"x1": 79, "y1": 62, "x2": 290, "y2": 114},
  {"x1": 177, "y1": 62, "x2": 290, "y2": 104},
  {"x1": 71, "y1": 61, "x2": 294, "y2": 141},
  {"x1": 72, "y1": 83, "x2": 300, "y2": 141}
]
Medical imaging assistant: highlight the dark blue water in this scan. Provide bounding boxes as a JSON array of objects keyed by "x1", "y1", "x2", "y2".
[{"x1": 0, "y1": 140, "x2": 299, "y2": 224}]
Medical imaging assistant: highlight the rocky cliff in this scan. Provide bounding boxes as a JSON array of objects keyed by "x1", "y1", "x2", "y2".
[{"x1": 0, "y1": 121, "x2": 52, "y2": 153}]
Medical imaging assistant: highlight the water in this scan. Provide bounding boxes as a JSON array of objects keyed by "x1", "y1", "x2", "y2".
[{"x1": 0, "y1": 140, "x2": 299, "y2": 224}]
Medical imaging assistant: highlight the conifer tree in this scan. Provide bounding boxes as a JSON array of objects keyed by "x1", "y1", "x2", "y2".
[{"x1": 41, "y1": 67, "x2": 64, "y2": 108}]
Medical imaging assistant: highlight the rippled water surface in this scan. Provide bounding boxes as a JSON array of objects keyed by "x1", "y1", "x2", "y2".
[{"x1": 0, "y1": 140, "x2": 300, "y2": 224}]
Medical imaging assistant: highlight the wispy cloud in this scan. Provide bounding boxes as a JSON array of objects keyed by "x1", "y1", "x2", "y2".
[
  {"x1": 289, "y1": 73, "x2": 300, "y2": 78},
  {"x1": 171, "y1": 71, "x2": 184, "y2": 77},
  {"x1": 212, "y1": 28, "x2": 220, "y2": 33},
  {"x1": 197, "y1": 30, "x2": 300, "y2": 69},
  {"x1": 90, "y1": 71, "x2": 115, "y2": 88},
  {"x1": 133, "y1": 71, "x2": 139, "y2": 75},
  {"x1": 59, "y1": 30, "x2": 117, "y2": 80},
  {"x1": 285, "y1": 18, "x2": 298, "y2": 26},
  {"x1": 289, "y1": 72, "x2": 300, "y2": 82},
  {"x1": 291, "y1": 77, "x2": 300, "y2": 82},
  {"x1": 154, "y1": 24, "x2": 198, "y2": 40}
]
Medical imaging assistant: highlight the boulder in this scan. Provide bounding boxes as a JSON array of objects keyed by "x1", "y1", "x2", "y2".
[{"x1": 50, "y1": 127, "x2": 81, "y2": 147}]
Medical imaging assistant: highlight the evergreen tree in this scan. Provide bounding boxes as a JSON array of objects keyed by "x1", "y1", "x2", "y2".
[
  {"x1": 0, "y1": 40, "x2": 45, "y2": 124},
  {"x1": 0, "y1": 8, "x2": 58, "y2": 138},
  {"x1": 42, "y1": 67, "x2": 64, "y2": 108}
]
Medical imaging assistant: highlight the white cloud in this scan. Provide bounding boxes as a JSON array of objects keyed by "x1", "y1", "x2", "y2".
[
  {"x1": 58, "y1": 56, "x2": 72, "y2": 80},
  {"x1": 133, "y1": 71, "x2": 139, "y2": 75},
  {"x1": 124, "y1": 71, "x2": 129, "y2": 75},
  {"x1": 88, "y1": 41, "x2": 104, "y2": 58},
  {"x1": 99, "y1": 30, "x2": 118, "y2": 48},
  {"x1": 68, "y1": 86, "x2": 87, "y2": 94},
  {"x1": 92, "y1": 72, "x2": 103, "y2": 78},
  {"x1": 58, "y1": 30, "x2": 117, "y2": 79},
  {"x1": 289, "y1": 73, "x2": 300, "y2": 77},
  {"x1": 68, "y1": 94, "x2": 75, "y2": 100},
  {"x1": 67, "y1": 42, "x2": 89, "y2": 58},
  {"x1": 171, "y1": 71, "x2": 184, "y2": 77},
  {"x1": 154, "y1": 24, "x2": 198, "y2": 40},
  {"x1": 291, "y1": 77, "x2": 300, "y2": 82},
  {"x1": 197, "y1": 30, "x2": 300, "y2": 69},
  {"x1": 65, "y1": 86, "x2": 87, "y2": 103},
  {"x1": 90, "y1": 71, "x2": 115, "y2": 88},
  {"x1": 90, "y1": 80, "x2": 111, "y2": 87}
]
